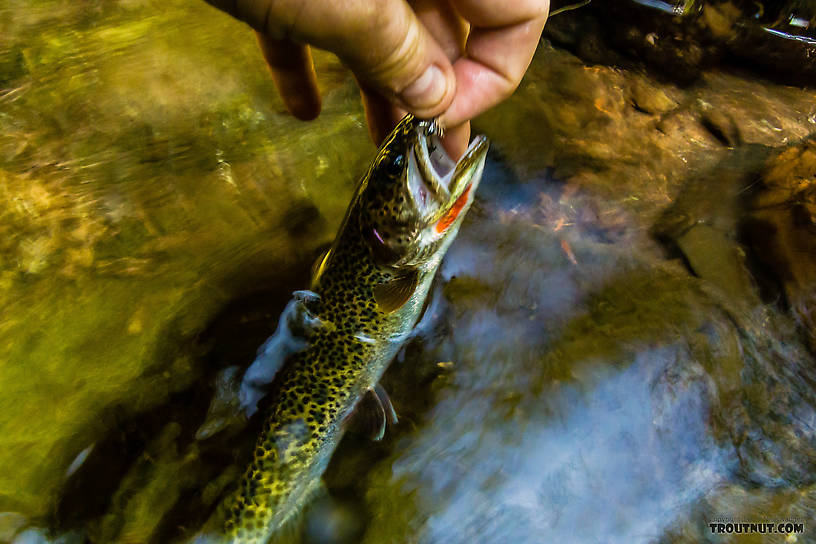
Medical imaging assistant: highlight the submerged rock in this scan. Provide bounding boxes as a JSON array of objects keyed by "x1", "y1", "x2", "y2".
[
  {"x1": 742, "y1": 135, "x2": 816, "y2": 350},
  {"x1": 629, "y1": 76, "x2": 680, "y2": 114},
  {"x1": 652, "y1": 144, "x2": 772, "y2": 307}
]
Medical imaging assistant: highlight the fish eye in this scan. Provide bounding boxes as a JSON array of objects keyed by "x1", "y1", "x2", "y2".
[{"x1": 384, "y1": 153, "x2": 404, "y2": 177}]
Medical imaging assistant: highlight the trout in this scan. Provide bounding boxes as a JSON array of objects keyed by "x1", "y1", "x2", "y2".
[{"x1": 220, "y1": 115, "x2": 488, "y2": 543}]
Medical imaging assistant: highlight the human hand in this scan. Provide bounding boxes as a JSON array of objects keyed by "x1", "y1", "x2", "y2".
[{"x1": 205, "y1": 0, "x2": 549, "y2": 158}]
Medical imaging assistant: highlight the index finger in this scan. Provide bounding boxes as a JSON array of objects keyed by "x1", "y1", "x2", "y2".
[{"x1": 441, "y1": 0, "x2": 548, "y2": 127}]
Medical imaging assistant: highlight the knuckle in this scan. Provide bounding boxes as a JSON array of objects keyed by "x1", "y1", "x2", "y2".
[{"x1": 359, "y1": 16, "x2": 425, "y2": 93}]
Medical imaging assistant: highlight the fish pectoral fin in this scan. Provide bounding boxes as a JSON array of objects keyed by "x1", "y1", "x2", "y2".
[
  {"x1": 195, "y1": 366, "x2": 246, "y2": 440},
  {"x1": 346, "y1": 385, "x2": 399, "y2": 441},
  {"x1": 373, "y1": 271, "x2": 419, "y2": 313},
  {"x1": 391, "y1": 279, "x2": 444, "y2": 346},
  {"x1": 373, "y1": 383, "x2": 399, "y2": 426}
]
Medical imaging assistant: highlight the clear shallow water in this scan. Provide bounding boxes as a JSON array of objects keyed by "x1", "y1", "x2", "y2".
[{"x1": 2, "y1": 1, "x2": 816, "y2": 543}]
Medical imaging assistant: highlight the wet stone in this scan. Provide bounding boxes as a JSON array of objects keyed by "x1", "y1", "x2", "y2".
[
  {"x1": 629, "y1": 77, "x2": 679, "y2": 115},
  {"x1": 742, "y1": 135, "x2": 816, "y2": 349},
  {"x1": 700, "y1": 108, "x2": 742, "y2": 147},
  {"x1": 675, "y1": 223, "x2": 757, "y2": 303}
]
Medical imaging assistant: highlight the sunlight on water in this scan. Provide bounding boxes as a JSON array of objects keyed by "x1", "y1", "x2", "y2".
[{"x1": 411, "y1": 347, "x2": 731, "y2": 544}]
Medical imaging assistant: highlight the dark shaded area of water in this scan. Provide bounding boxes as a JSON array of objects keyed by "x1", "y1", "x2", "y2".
[{"x1": 547, "y1": 0, "x2": 816, "y2": 85}]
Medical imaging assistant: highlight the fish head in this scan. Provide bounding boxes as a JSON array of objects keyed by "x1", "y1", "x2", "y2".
[{"x1": 359, "y1": 115, "x2": 489, "y2": 272}]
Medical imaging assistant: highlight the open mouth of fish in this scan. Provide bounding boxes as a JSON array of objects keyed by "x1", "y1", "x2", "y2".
[{"x1": 407, "y1": 120, "x2": 489, "y2": 230}]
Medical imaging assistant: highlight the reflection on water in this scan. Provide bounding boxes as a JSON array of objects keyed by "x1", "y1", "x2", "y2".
[
  {"x1": 400, "y1": 348, "x2": 728, "y2": 544},
  {"x1": 2, "y1": 1, "x2": 816, "y2": 543}
]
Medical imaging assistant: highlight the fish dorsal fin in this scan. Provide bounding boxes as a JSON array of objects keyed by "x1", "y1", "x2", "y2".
[
  {"x1": 311, "y1": 246, "x2": 332, "y2": 283},
  {"x1": 347, "y1": 385, "x2": 399, "y2": 441},
  {"x1": 373, "y1": 271, "x2": 419, "y2": 313}
]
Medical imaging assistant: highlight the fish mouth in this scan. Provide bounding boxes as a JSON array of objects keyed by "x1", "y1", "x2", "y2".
[{"x1": 407, "y1": 119, "x2": 489, "y2": 224}]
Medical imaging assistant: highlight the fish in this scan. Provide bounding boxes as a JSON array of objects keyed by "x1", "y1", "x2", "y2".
[{"x1": 217, "y1": 114, "x2": 488, "y2": 543}]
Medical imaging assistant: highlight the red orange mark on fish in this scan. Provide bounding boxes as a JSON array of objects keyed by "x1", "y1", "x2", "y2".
[{"x1": 435, "y1": 184, "x2": 472, "y2": 233}]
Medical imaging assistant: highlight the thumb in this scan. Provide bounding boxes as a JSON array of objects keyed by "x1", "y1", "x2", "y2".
[
  {"x1": 207, "y1": 0, "x2": 457, "y2": 119},
  {"x1": 313, "y1": 0, "x2": 457, "y2": 118}
]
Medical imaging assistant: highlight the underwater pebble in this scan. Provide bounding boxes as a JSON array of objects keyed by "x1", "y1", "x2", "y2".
[{"x1": 630, "y1": 78, "x2": 677, "y2": 115}]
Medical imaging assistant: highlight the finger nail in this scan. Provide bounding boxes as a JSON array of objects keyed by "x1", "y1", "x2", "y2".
[{"x1": 399, "y1": 65, "x2": 447, "y2": 111}]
